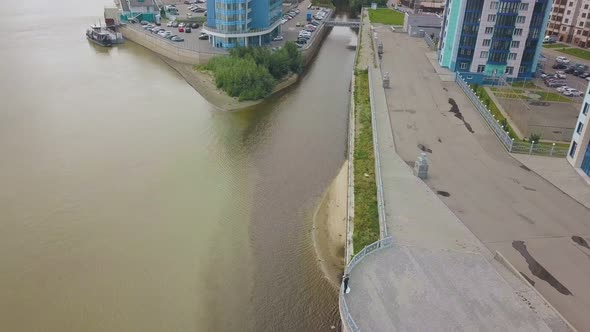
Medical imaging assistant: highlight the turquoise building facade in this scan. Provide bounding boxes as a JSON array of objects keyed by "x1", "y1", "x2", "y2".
[{"x1": 438, "y1": 0, "x2": 552, "y2": 84}]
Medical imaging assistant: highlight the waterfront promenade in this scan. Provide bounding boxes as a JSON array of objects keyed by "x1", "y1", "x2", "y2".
[{"x1": 341, "y1": 14, "x2": 576, "y2": 331}]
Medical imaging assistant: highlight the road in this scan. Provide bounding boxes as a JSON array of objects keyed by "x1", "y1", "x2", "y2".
[{"x1": 377, "y1": 28, "x2": 590, "y2": 331}]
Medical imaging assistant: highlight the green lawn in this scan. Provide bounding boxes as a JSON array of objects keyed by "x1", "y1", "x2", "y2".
[
  {"x1": 311, "y1": 0, "x2": 335, "y2": 9},
  {"x1": 557, "y1": 47, "x2": 590, "y2": 61},
  {"x1": 353, "y1": 69, "x2": 379, "y2": 253},
  {"x1": 368, "y1": 9, "x2": 405, "y2": 25},
  {"x1": 537, "y1": 91, "x2": 573, "y2": 102},
  {"x1": 542, "y1": 43, "x2": 569, "y2": 49},
  {"x1": 511, "y1": 81, "x2": 540, "y2": 89}
]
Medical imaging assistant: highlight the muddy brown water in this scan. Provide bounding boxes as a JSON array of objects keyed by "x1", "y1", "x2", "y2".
[{"x1": 0, "y1": 1, "x2": 357, "y2": 331}]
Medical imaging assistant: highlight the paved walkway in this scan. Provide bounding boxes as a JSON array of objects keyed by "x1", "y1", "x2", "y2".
[
  {"x1": 343, "y1": 20, "x2": 573, "y2": 331},
  {"x1": 512, "y1": 154, "x2": 590, "y2": 209},
  {"x1": 378, "y1": 29, "x2": 590, "y2": 330}
]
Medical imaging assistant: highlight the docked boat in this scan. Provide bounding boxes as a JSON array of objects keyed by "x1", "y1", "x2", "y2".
[{"x1": 86, "y1": 26, "x2": 113, "y2": 47}]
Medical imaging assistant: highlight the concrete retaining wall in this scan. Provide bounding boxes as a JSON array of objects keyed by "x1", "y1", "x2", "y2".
[{"x1": 120, "y1": 26, "x2": 219, "y2": 65}]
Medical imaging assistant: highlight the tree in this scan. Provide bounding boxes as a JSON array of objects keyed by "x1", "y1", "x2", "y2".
[{"x1": 528, "y1": 133, "x2": 541, "y2": 143}]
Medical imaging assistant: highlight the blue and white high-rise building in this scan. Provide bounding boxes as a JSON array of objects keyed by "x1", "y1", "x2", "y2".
[
  {"x1": 568, "y1": 82, "x2": 590, "y2": 179},
  {"x1": 437, "y1": 0, "x2": 552, "y2": 83},
  {"x1": 203, "y1": 0, "x2": 283, "y2": 48}
]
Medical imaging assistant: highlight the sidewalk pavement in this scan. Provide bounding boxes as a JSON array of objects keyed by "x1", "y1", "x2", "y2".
[
  {"x1": 379, "y1": 28, "x2": 590, "y2": 330},
  {"x1": 342, "y1": 22, "x2": 573, "y2": 331},
  {"x1": 512, "y1": 154, "x2": 590, "y2": 209}
]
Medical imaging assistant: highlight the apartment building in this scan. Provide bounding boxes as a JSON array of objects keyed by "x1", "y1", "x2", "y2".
[
  {"x1": 204, "y1": 0, "x2": 283, "y2": 48},
  {"x1": 437, "y1": 0, "x2": 552, "y2": 83},
  {"x1": 568, "y1": 82, "x2": 590, "y2": 178},
  {"x1": 546, "y1": 0, "x2": 590, "y2": 47}
]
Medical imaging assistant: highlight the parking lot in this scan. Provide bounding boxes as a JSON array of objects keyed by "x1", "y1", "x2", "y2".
[
  {"x1": 127, "y1": 0, "x2": 330, "y2": 54},
  {"x1": 538, "y1": 50, "x2": 590, "y2": 96}
]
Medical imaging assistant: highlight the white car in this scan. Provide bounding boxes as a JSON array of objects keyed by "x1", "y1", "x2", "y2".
[
  {"x1": 272, "y1": 35, "x2": 284, "y2": 41},
  {"x1": 167, "y1": 21, "x2": 173, "y2": 27},
  {"x1": 556, "y1": 86, "x2": 571, "y2": 92},
  {"x1": 563, "y1": 89, "x2": 582, "y2": 96},
  {"x1": 556, "y1": 56, "x2": 570, "y2": 64},
  {"x1": 555, "y1": 71, "x2": 566, "y2": 79}
]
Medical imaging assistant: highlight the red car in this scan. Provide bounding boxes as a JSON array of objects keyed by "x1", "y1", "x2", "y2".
[{"x1": 178, "y1": 27, "x2": 184, "y2": 32}]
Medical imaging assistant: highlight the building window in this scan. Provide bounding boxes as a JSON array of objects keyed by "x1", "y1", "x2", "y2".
[
  {"x1": 485, "y1": 27, "x2": 494, "y2": 34},
  {"x1": 565, "y1": 18, "x2": 569, "y2": 23},
  {"x1": 516, "y1": 16, "x2": 526, "y2": 24},
  {"x1": 583, "y1": 13, "x2": 587, "y2": 18},
  {"x1": 570, "y1": 141, "x2": 577, "y2": 157},
  {"x1": 506, "y1": 66, "x2": 514, "y2": 74},
  {"x1": 577, "y1": 122, "x2": 584, "y2": 134},
  {"x1": 578, "y1": 29, "x2": 582, "y2": 35},
  {"x1": 519, "y1": 65, "x2": 527, "y2": 73},
  {"x1": 483, "y1": 39, "x2": 491, "y2": 46},
  {"x1": 511, "y1": 40, "x2": 520, "y2": 48},
  {"x1": 514, "y1": 28, "x2": 523, "y2": 36},
  {"x1": 508, "y1": 52, "x2": 517, "y2": 60},
  {"x1": 520, "y1": 3, "x2": 529, "y2": 10},
  {"x1": 480, "y1": 51, "x2": 489, "y2": 58},
  {"x1": 488, "y1": 14, "x2": 496, "y2": 22},
  {"x1": 477, "y1": 65, "x2": 486, "y2": 72},
  {"x1": 490, "y1": 1, "x2": 498, "y2": 9},
  {"x1": 585, "y1": 4, "x2": 589, "y2": 9},
  {"x1": 563, "y1": 26, "x2": 567, "y2": 31},
  {"x1": 584, "y1": 30, "x2": 589, "y2": 36},
  {"x1": 583, "y1": 102, "x2": 589, "y2": 115},
  {"x1": 567, "y1": 10, "x2": 571, "y2": 15},
  {"x1": 580, "y1": 21, "x2": 585, "y2": 27},
  {"x1": 460, "y1": 62, "x2": 468, "y2": 70}
]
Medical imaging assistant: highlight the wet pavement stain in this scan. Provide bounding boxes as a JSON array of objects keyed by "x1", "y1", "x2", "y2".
[
  {"x1": 417, "y1": 143, "x2": 433, "y2": 153},
  {"x1": 520, "y1": 272, "x2": 536, "y2": 286},
  {"x1": 512, "y1": 240, "x2": 573, "y2": 296},
  {"x1": 448, "y1": 98, "x2": 475, "y2": 133},
  {"x1": 436, "y1": 190, "x2": 450, "y2": 197},
  {"x1": 517, "y1": 213, "x2": 535, "y2": 225},
  {"x1": 520, "y1": 165, "x2": 531, "y2": 171},
  {"x1": 572, "y1": 236, "x2": 590, "y2": 250},
  {"x1": 522, "y1": 186, "x2": 537, "y2": 192}
]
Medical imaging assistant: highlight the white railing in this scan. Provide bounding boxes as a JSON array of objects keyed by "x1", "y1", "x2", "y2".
[
  {"x1": 367, "y1": 67, "x2": 388, "y2": 239},
  {"x1": 455, "y1": 74, "x2": 568, "y2": 158},
  {"x1": 424, "y1": 33, "x2": 435, "y2": 50},
  {"x1": 339, "y1": 236, "x2": 394, "y2": 332}
]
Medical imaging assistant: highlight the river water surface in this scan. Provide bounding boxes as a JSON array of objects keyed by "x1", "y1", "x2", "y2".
[{"x1": 0, "y1": 0, "x2": 356, "y2": 331}]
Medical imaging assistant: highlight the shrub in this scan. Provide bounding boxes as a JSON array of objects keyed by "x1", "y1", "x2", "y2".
[{"x1": 529, "y1": 133, "x2": 542, "y2": 143}]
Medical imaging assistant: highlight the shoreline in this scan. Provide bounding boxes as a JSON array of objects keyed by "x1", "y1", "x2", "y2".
[
  {"x1": 160, "y1": 56, "x2": 300, "y2": 112},
  {"x1": 312, "y1": 160, "x2": 348, "y2": 289}
]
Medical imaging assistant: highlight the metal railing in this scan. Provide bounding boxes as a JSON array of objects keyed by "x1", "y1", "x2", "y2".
[
  {"x1": 339, "y1": 236, "x2": 394, "y2": 332},
  {"x1": 367, "y1": 67, "x2": 388, "y2": 239},
  {"x1": 455, "y1": 73, "x2": 568, "y2": 158},
  {"x1": 423, "y1": 33, "x2": 436, "y2": 50}
]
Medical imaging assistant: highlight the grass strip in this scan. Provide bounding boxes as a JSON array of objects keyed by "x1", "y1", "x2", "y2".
[
  {"x1": 353, "y1": 69, "x2": 379, "y2": 253},
  {"x1": 368, "y1": 8, "x2": 405, "y2": 25}
]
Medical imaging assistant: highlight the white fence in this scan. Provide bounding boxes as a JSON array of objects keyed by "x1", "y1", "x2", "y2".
[
  {"x1": 455, "y1": 74, "x2": 568, "y2": 157},
  {"x1": 424, "y1": 33, "x2": 436, "y2": 50},
  {"x1": 339, "y1": 236, "x2": 394, "y2": 332}
]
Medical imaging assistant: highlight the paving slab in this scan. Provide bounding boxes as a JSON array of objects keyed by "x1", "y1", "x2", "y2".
[{"x1": 378, "y1": 28, "x2": 590, "y2": 330}]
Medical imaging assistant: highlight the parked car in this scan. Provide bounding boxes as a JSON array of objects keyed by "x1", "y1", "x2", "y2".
[
  {"x1": 178, "y1": 26, "x2": 185, "y2": 32},
  {"x1": 165, "y1": 34, "x2": 176, "y2": 39},
  {"x1": 167, "y1": 21, "x2": 174, "y2": 27},
  {"x1": 272, "y1": 35, "x2": 284, "y2": 41},
  {"x1": 185, "y1": 27, "x2": 192, "y2": 33},
  {"x1": 563, "y1": 89, "x2": 582, "y2": 97},
  {"x1": 171, "y1": 36, "x2": 185, "y2": 42},
  {"x1": 191, "y1": 23, "x2": 199, "y2": 28},
  {"x1": 552, "y1": 63, "x2": 567, "y2": 70},
  {"x1": 297, "y1": 37, "x2": 308, "y2": 44},
  {"x1": 580, "y1": 72, "x2": 590, "y2": 78},
  {"x1": 564, "y1": 66, "x2": 576, "y2": 74},
  {"x1": 129, "y1": 18, "x2": 139, "y2": 23},
  {"x1": 296, "y1": 21, "x2": 303, "y2": 27},
  {"x1": 172, "y1": 21, "x2": 179, "y2": 27},
  {"x1": 198, "y1": 32, "x2": 209, "y2": 40},
  {"x1": 555, "y1": 71, "x2": 566, "y2": 79},
  {"x1": 310, "y1": 20, "x2": 320, "y2": 26},
  {"x1": 556, "y1": 86, "x2": 571, "y2": 92},
  {"x1": 556, "y1": 56, "x2": 570, "y2": 64},
  {"x1": 547, "y1": 80, "x2": 568, "y2": 87}
]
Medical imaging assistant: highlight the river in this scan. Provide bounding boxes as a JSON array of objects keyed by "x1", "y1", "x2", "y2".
[{"x1": 0, "y1": 0, "x2": 356, "y2": 331}]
